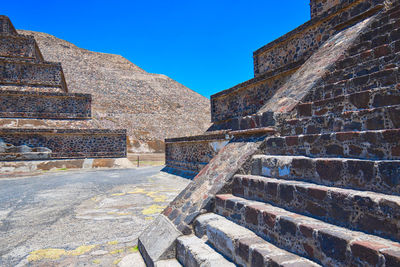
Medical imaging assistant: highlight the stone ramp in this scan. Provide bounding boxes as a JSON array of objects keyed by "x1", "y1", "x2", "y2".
[{"x1": 258, "y1": 15, "x2": 375, "y2": 114}]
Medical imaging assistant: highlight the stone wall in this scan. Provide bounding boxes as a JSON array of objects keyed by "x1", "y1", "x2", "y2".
[
  {"x1": 207, "y1": 111, "x2": 275, "y2": 132},
  {"x1": 0, "y1": 35, "x2": 41, "y2": 60},
  {"x1": 0, "y1": 90, "x2": 91, "y2": 119},
  {"x1": 208, "y1": 0, "x2": 385, "y2": 128},
  {"x1": 0, "y1": 59, "x2": 67, "y2": 91},
  {"x1": 165, "y1": 133, "x2": 230, "y2": 176},
  {"x1": 0, "y1": 15, "x2": 17, "y2": 35},
  {"x1": 165, "y1": 128, "x2": 276, "y2": 177},
  {"x1": 261, "y1": 129, "x2": 400, "y2": 160},
  {"x1": 253, "y1": 0, "x2": 384, "y2": 77},
  {"x1": 310, "y1": 0, "x2": 342, "y2": 18},
  {"x1": 0, "y1": 128, "x2": 126, "y2": 160},
  {"x1": 210, "y1": 66, "x2": 296, "y2": 123}
]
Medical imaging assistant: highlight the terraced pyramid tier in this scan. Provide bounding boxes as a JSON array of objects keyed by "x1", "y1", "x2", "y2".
[
  {"x1": 0, "y1": 16, "x2": 67, "y2": 92},
  {"x1": 0, "y1": 58, "x2": 67, "y2": 91},
  {"x1": 0, "y1": 34, "x2": 43, "y2": 61},
  {"x1": 0, "y1": 89, "x2": 91, "y2": 119}
]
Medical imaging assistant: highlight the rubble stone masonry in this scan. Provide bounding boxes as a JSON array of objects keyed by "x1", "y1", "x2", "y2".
[{"x1": 0, "y1": 90, "x2": 91, "y2": 119}]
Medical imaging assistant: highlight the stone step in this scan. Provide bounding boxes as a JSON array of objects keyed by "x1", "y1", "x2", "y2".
[
  {"x1": 279, "y1": 104, "x2": 400, "y2": 136},
  {"x1": 232, "y1": 174, "x2": 400, "y2": 242},
  {"x1": 250, "y1": 155, "x2": 400, "y2": 196},
  {"x1": 297, "y1": 87, "x2": 400, "y2": 118},
  {"x1": 261, "y1": 129, "x2": 400, "y2": 160},
  {"x1": 0, "y1": 90, "x2": 91, "y2": 119},
  {"x1": 194, "y1": 213, "x2": 320, "y2": 267},
  {"x1": 303, "y1": 8, "x2": 400, "y2": 102},
  {"x1": 215, "y1": 194, "x2": 400, "y2": 266},
  {"x1": 307, "y1": 62, "x2": 400, "y2": 103},
  {"x1": 154, "y1": 259, "x2": 182, "y2": 267},
  {"x1": 0, "y1": 59, "x2": 67, "y2": 91},
  {"x1": 176, "y1": 235, "x2": 235, "y2": 267}
]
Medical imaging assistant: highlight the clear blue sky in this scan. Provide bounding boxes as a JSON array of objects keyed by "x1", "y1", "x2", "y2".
[{"x1": 4, "y1": 0, "x2": 310, "y2": 98}]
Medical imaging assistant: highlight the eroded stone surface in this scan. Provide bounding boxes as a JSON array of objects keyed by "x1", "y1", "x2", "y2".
[
  {"x1": 215, "y1": 194, "x2": 400, "y2": 266},
  {"x1": 176, "y1": 235, "x2": 235, "y2": 267},
  {"x1": 0, "y1": 167, "x2": 190, "y2": 267}
]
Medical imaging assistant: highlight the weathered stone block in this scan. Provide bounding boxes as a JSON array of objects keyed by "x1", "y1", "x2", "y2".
[
  {"x1": 138, "y1": 215, "x2": 182, "y2": 267},
  {"x1": 0, "y1": 59, "x2": 67, "y2": 91},
  {"x1": 0, "y1": 128, "x2": 126, "y2": 160},
  {"x1": 0, "y1": 90, "x2": 91, "y2": 119}
]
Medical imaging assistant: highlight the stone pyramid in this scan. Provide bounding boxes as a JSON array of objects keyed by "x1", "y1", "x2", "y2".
[{"x1": 0, "y1": 15, "x2": 126, "y2": 161}]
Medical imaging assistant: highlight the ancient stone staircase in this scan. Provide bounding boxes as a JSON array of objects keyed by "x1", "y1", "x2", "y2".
[
  {"x1": 137, "y1": 1, "x2": 400, "y2": 266},
  {"x1": 166, "y1": 3, "x2": 400, "y2": 266}
]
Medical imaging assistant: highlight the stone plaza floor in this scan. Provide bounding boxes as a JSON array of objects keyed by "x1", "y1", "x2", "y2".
[{"x1": 0, "y1": 166, "x2": 190, "y2": 266}]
